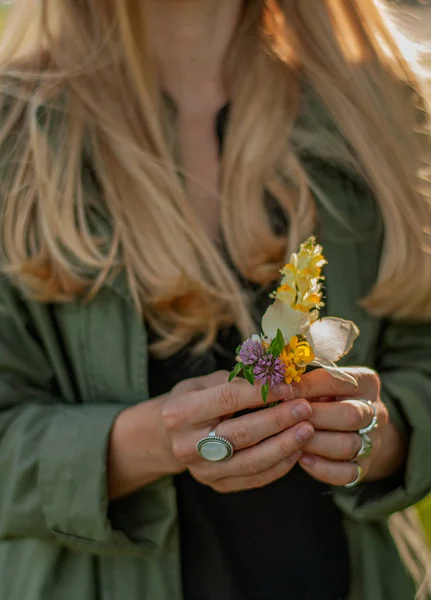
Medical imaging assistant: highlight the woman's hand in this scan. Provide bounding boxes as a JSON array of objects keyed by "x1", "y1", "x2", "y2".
[
  {"x1": 163, "y1": 371, "x2": 315, "y2": 493},
  {"x1": 286, "y1": 367, "x2": 407, "y2": 487}
]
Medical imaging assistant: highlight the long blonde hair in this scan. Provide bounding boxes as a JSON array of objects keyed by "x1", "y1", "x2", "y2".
[{"x1": 0, "y1": 0, "x2": 430, "y2": 357}]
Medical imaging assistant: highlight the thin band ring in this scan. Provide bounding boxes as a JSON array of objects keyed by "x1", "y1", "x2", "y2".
[
  {"x1": 344, "y1": 462, "x2": 363, "y2": 488},
  {"x1": 356, "y1": 399, "x2": 379, "y2": 435}
]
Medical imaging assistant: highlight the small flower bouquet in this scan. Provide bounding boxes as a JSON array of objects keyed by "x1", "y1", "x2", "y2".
[{"x1": 230, "y1": 237, "x2": 359, "y2": 402}]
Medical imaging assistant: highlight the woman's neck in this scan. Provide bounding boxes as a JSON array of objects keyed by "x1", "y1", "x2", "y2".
[{"x1": 146, "y1": 0, "x2": 243, "y2": 113}]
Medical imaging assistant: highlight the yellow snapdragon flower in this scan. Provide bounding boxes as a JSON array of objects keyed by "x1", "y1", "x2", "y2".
[{"x1": 275, "y1": 237, "x2": 326, "y2": 312}]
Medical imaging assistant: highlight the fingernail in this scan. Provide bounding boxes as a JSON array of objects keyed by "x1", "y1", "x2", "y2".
[
  {"x1": 295, "y1": 424, "x2": 314, "y2": 444},
  {"x1": 273, "y1": 383, "x2": 292, "y2": 398},
  {"x1": 292, "y1": 402, "x2": 312, "y2": 420},
  {"x1": 300, "y1": 453, "x2": 315, "y2": 467}
]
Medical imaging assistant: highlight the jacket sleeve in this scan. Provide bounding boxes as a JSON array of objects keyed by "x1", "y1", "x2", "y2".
[
  {"x1": 0, "y1": 276, "x2": 170, "y2": 556},
  {"x1": 333, "y1": 318, "x2": 431, "y2": 521}
]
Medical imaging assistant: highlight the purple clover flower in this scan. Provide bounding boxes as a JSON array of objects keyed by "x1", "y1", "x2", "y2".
[
  {"x1": 239, "y1": 337, "x2": 266, "y2": 365},
  {"x1": 253, "y1": 355, "x2": 286, "y2": 387}
]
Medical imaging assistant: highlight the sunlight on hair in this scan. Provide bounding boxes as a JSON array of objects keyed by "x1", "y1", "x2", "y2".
[
  {"x1": 262, "y1": 0, "x2": 297, "y2": 65},
  {"x1": 325, "y1": 0, "x2": 368, "y2": 63},
  {"x1": 380, "y1": 11, "x2": 421, "y2": 68},
  {"x1": 377, "y1": 0, "x2": 431, "y2": 87}
]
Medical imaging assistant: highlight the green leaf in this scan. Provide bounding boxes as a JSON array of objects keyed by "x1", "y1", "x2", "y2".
[
  {"x1": 244, "y1": 365, "x2": 255, "y2": 386},
  {"x1": 268, "y1": 329, "x2": 285, "y2": 358},
  {"x1": 261, "y1": 383, "x2": 269, "y2": 403},
  {"x1": 229, "y1": 362, "x2": 244, "y2": 382},
  {"x1": 236, "y1": 345, "x2": 242, "y2": 355}
]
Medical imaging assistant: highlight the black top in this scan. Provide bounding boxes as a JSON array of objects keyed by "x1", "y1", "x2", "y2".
[{"x1": 147, "y1": 104, "x2": 350, "y2": 600}]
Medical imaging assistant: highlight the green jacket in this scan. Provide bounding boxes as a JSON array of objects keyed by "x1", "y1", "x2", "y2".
[{"x1": 1, "y1": 115, "x2": 431, "y2": 600}]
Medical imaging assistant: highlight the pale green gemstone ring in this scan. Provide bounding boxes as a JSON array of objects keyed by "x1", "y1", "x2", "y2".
[{"x1": 197, "y1": 430, "x2": 234, "y2": 462}]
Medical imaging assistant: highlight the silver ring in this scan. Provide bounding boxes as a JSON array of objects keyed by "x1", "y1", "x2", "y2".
[
  {"x1": 356, "y1": 399, "x2": 378, "y2": 435},
  {"x1": 354, "y1": 432, "x2": 373, "y2": 461},
  {"x1": 344, "y1": 462, "x2": 363, "y2": 488},
  {"x1": 196, "y1": 430, "x2": 234, "y2": 462}
]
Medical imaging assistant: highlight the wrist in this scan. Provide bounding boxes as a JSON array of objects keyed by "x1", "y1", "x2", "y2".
[{"x1": 108, "y1": 396, "x2": 184, "y2": 500}]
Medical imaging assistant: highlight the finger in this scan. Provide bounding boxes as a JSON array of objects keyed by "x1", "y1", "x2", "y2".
[
  {"x1": 286, "y1": 367, "x2": 380, "y2": 402},
  {"x1": 193, "y1": 370, "x2": 230, "y2": 389},
  {"x1": 212, "y1": 451, "x2": 302, "y2": 493},
  {"x1": 309, "y1": 400, "x2": 378, "y2": 432},
  {"x1": 310, "y1": 396, "x2": 336, "y2": 403},
  {"x1": 171, "y1": 401, "x2": 312, "y2": 465},
  {"x1": 169, "y1": 378, "x2": 294, "y2": 427},
  {"x1": 303, "y1": 430, "x2": 381, "y2": 465},
  {"x1": 181, "y1": 370, "x2": 230, "y2": 392},
  {"x1": 215, "y1": 399, "x2": 312, "y2": 450},
  {"x1": 206, "y1": 421, "x2": 314, "y2": 479},
  {"x1": 299, "y1": 453, "x2": 369, "y2": 486},
  {"x1": 302, "y1": 431, "x2": 362, "y2": 461}
]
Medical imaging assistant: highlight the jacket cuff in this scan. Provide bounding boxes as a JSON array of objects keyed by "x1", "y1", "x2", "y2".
[
  {"x1": 333, "y1": 371, "x2": 431, "y2": 521},
  {"x1": 39, "y1": 403, "x2": 160, "y2": 556}
]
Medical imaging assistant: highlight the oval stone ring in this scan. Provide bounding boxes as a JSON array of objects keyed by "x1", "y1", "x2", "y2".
[{"x1": 196, "y1": 429, "x2": 234, "y2": 462}]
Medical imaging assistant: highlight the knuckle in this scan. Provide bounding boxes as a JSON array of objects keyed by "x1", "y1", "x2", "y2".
[
  {"x1": 230, "y1": 424, "x2": 253, "y2": 449},
  {"x1": 364, "y1": 367, "x2": 380, "y2": 384},
  {"x1": 171, "y1": 438, "x2": 191, "y2": 463},
  {"x1": 274, "y1": 406, "x2": 290, "y2": 431},
  {"x1": 355, "y1": 367, "x2": 380, "y2": 393},
  {"x1": 162, "y1": 400, "x2": 182, "y2": 430},
  {"x1": 216, "y1": 383, "x2": 239, "y2": 414}
]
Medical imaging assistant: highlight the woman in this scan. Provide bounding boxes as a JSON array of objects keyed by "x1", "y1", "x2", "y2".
[{"x1": 0, "y1": 1, "x2": 430, "y2": 599}]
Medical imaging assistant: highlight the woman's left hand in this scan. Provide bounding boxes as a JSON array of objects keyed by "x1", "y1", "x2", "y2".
[{"x1": 283, "y1": 367, "x2": 407, "y2": 487}]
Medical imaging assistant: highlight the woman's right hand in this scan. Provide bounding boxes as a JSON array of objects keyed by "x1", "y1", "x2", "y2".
[{"x1": 163, "y1": 371, "x2": 315, "y2": 493}]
